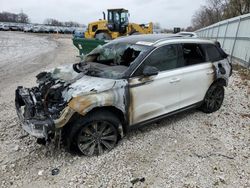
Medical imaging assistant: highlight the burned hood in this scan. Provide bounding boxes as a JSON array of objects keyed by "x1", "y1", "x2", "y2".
[
  {"x1": 36, "y1": 64, "x2": 84, "y2": 85},
  {"x1": 62, "y1": 75, "x2": 117, "y2": 102},
  {"x1": 36, "y1": 64, "x2": 123, "y2": 103},
  {"x1": 50, "y1": 64, "x2": 82, "y2": 82}
]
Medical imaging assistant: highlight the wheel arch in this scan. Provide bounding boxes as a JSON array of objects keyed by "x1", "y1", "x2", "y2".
[
  {"x1": 64, "y1": 105, "x2": 128, "y2": 137},
  {"x1": 200, "y1": 79, "x2": 225, "y2": 113},
  {"x1": 211, "y1": 77, "x2": 227, "y2": 87},
  {"x1": 201, "y1": 78, "x2": 227, "y2": 104},
  {"x1": 62, "y1": 106, "x2": 124, "y2": 155},
  {"x1": 90, "y1": 106, "x2": 127, "y2": 134}
]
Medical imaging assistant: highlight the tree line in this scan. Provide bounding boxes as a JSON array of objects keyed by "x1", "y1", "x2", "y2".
[
  {"x1": 0, "y1": 11, "x2": 29, "y2": 23},
  {"x1": 43, "y1": 18, "x2": 80, "y2": 27},
  {"x1": 0, "y1": 11, "x2": 81, "y2": 27},
  {"x1": 191, "y1": 0, "x2": 250, "y2": 31}
]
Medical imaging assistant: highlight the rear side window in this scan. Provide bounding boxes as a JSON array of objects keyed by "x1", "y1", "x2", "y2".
[
  {"x1": 180, "y1": 43, "x2": 205, "y2": 66},
  {"x1": 202, "y1": 44, "x2": 224, "y2": 62}
]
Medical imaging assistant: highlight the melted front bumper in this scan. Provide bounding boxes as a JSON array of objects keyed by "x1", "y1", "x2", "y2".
[{"x1": 15, "y1": 87, "x2": 54, "y2": 139}]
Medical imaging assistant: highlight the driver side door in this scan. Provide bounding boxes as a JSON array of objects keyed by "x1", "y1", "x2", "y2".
[{"x1": 128, "y1": 44, "x2": 183, "y2": 125}]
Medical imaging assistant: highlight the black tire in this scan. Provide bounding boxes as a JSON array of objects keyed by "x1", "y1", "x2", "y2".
[
  {"x1": 200, "y1": 84, "x2": 224, "y2": 113},
  {"x1": 95, "y1": 32, "x2": 111, "y2": 40},
  {"x1": 65, "y1": 110, "x2": 120, "y2": 156}
]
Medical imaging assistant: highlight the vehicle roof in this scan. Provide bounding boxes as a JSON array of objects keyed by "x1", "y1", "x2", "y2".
[{"x1": 111, "y1": 34, "x2": 213, "y2": 47}]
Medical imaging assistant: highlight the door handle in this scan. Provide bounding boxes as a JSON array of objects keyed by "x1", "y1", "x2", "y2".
[
  {"x1": 206, "y1": 70, "x2": 214, "y2": 75},
  {"x1": 169, "y1": 78, "x2": 181, "y2": 83}
]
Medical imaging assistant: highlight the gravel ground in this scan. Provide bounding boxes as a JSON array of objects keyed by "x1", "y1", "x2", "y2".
[{"x1": 0, "y1": 31, "x2": 249, "y2": 188}]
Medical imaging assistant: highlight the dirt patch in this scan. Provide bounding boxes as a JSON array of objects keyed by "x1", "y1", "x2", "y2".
[{"x1": 233, "y1": 64, "x2": 250, "y2": 83}]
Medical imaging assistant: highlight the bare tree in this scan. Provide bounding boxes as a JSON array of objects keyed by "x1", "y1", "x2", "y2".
[
  {"x1": 185, "y1": 26, "x2": 194, "y2": 32},
  {"x1": 44, "y1": 19, "x2": 81, "y2": 27},
  {"x1": 18, "y1": 13, "x2": 29, "y2": 23},
  {"x1": 0, "y1": 11, "x2": 29, "y2": 23},
  {"x1": 44, "y1": 18, "x2": 63, "y2": 26},
  {"x1": 227, "y1": 0, "x2": 250, "y2": 15},
  {"x1": 153, "y1": 22, "x2": 161, "y2": 30},
  {"x1": 191, "y1": 0, "x2": 250, "y2": 30},
  {"x1": 191, "y1": 6, "x2": 211, "y2": 30},
  {"x1": 64, "y1": 21, "x2": 80, "y2": 27}
]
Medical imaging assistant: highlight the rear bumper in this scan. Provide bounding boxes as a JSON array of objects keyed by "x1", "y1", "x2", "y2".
[{"x1": 15, "y1": 87, "x2": 54, "y2": 139}]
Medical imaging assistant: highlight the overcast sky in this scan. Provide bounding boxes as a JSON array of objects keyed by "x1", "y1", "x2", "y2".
[{"x1": 0, "y1": 0, "x2": 205, "y2": 28}]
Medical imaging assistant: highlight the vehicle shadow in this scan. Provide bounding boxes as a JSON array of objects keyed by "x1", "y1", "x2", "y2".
[{"x1": 126, "y1": 108, "x2": 199, "y2": 138}]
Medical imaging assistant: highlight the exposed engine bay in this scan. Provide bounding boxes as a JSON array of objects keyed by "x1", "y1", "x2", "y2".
[{"x1": 15, "y1": 71, "x2": 70, "y2": 139}]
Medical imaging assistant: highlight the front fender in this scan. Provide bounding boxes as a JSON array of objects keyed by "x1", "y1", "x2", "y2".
[{"x1": 68, "y1": 90, "x2": 126, "y2": 116}]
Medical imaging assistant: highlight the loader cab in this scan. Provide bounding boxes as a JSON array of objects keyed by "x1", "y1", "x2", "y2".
[{"x1": 107, "y1": 9, "x2": 129, "y2": 33}]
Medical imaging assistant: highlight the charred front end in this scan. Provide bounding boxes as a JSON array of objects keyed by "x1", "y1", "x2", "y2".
[{"x1": 15, "y1": 71, "x2": 74, "y2": 140}]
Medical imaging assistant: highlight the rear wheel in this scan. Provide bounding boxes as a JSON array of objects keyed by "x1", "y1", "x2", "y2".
[
  {"x1": 66, "y1": 111, "x2": 119, "y2": 156},
  {"x1": 200, "y1": 84, "x2": 224, "y2": 113},
  {"x1": 95, "y1": 32, "x2": 111, "y2": 40}
]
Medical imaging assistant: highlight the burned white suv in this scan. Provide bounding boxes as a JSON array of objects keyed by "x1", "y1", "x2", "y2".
[{"x1": 16, "y1": 34, "x2": 232, "y2": 156}]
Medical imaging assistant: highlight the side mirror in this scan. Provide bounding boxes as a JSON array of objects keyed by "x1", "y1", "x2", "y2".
[{"x1": 143, "y1": 66, "x2": 158, "y2": 76}]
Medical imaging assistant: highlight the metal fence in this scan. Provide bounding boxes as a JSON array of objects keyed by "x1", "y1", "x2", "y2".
[{"x1": 196, "y1": 13, "x2": 250, "y2": 68}]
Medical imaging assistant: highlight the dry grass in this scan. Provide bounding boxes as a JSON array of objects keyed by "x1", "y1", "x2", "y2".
[
  {"x1": 233, "y1": 64, "x2": 250, "y2": 81},
  {"x1": 240, "y1": 113, "x2": 250, "y2": 118}
]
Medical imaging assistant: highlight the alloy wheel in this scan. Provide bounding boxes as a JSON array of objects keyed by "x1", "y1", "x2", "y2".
[{"x1": 77, "y1": 121, "x2": 118, "y2": 156}]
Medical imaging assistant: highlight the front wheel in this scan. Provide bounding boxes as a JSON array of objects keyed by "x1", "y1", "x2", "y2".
[
  {"x1": 200, "y1": 84, "x2": 225, "y2": 113},
  {"x1": 77, "y1": 120, "x2": 118, "y2": 156},
  {"x1": 66, "y1": 111, "x2": 119, "y2": 156}
]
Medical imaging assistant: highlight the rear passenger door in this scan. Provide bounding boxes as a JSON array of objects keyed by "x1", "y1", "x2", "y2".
[{"x1": 178, "y1": 43, "x2": 214, "y2": 109}]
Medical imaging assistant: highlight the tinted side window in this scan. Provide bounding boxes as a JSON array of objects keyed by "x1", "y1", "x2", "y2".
[
  {"x1": 133, "y1": 44, "x2": 181, "y2": 76},
  {"x1": 202, "y1": 44, "x2": 224, "y2": 62},
  {"x1": 181, "y1": 43, "x2": 205, "y2": 66}
]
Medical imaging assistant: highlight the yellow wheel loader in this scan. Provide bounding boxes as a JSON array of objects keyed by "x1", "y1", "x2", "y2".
[
  {"x1": 84, "y1": 8, "x2": 153, "y2": 40},
  {"x1": 73, "y1": 8, "x2": 153, "y2": 55}
]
